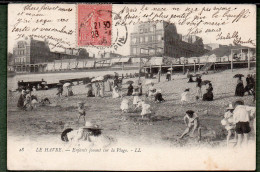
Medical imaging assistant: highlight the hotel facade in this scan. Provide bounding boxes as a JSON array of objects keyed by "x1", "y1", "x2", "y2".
[{"x1": 130, "y1": 21, "x2": 208, "y2": 58}]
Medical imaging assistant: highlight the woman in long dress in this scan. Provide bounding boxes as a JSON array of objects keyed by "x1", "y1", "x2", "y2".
[
  {"x1": 112, "y1": 86, "x2": 120, "y2": 98},
  {"x1": 99, "y1": 82, "x2": 104, "y2": 98},
  {"x1": 203, "y1": 83, "x2": 214, "y2": 101},
  {"x1": 235, "y1": 77, "x2": 245, "y2": 97},
  {"x1": 127, "y1": 83, "x2": 134, "y2": 96}
]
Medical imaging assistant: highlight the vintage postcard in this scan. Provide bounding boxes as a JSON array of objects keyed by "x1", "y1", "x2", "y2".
[{"x1": 7, "y1": 3, "x2": 256, "y2": 170}]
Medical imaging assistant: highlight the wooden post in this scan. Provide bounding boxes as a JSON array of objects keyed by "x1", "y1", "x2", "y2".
[
  {"x1": 198, "y1": 61, "x2": 200, "y2": 72},
  {"x1": 171, "y1": 63, "x2": 173, "y2": 77},
  {"x1": 158, "y1": 65, "x2": 162, "y2": 82},
  {"x1": 139, "y1": 56, "x2": 141, "y2": 80},
  {"x1": 183, "y1": 63, "x2": 185, "y2": 74},
  {"x1": 214, "y1": 62, "x2": 216, "y2": 72},
  {"x1": 194, "y1": 62, "x2": 196, "y2": 74},
  {"x1": 248, "y1": 48, "x2": 250, "y2": 70},
  {"x1": 231, "y1": 50, "x2": 233, "y2": 72}
]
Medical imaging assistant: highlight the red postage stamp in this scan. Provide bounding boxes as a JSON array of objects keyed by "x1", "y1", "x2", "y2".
[{"x1": 77, "y1": 4, "x2": 112, "y2": 46}]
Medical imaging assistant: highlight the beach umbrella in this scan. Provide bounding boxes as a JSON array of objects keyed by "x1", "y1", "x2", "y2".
[
  {"x1": 85, "y1": 83, "x2": 92, "y2": 87},
  {"x1": 63, "y1": 82, "x2": 71, "y2": 87},
  {"x1": 95, "y1": 76, "x2": 104, "y2": 81},
  {"x1": 103, "y1": 74, "x2": 112, "y2": 81},
  {"x1": 233, "y1": 74, "x2": 244, "y2": 78},
  {"x1": 145, "y1": 80, "x2": 154, "y2": 85},
  {"x1": 91, "y1": 78, "x2": 96, "y2": 82},
  {"x1": 201, "y1": 80, "x2": 211, "y2": 85},
  {"x1": 168, "y1": 68, "x2": 173, "y2": 70},
  {"x1": 126, "y1": 80, "x2": 134, "y2": 85},
  {"x1": 194, "y1": 74, "x2": 202, "y2": 77}
]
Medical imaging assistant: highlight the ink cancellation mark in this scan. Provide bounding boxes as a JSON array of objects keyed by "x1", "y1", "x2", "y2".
[{"x1": 77, "y1": 4, "x2": 112, "y2": 46}]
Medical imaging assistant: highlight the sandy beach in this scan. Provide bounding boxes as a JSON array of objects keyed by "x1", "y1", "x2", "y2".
[{"x1": 7, "y1": 68, "x2": 256, "y2": 148}]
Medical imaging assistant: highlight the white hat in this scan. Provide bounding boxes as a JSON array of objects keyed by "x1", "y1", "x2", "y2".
[
  {"x1": 226, "y1": 104, "x2": 234, "y2": 110},
  {"x1": 221, "y1": 118, "x2": 228, "y2": 126},
  {"x1": 83, "y1": 121, "x2": 102, "y2": 130}
]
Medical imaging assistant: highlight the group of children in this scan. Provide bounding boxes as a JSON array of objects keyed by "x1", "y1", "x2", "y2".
[
  {"x1": 221, "y1": 100, "x2": 256, "y2": 147},
  {"x1": 71, "y1": 79, "x2": 256, "y2": 147}
]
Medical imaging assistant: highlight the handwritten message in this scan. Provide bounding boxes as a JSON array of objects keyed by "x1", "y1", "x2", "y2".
[
  {"x1": 113, "y1": 4, "x2": 256, "y2": 46},
  {"x1": 8, "y1": 4, "x2": 256, "y2": 56},
  {"x1": 9, "y1": 4, "x2": 75, "y2": 50}
]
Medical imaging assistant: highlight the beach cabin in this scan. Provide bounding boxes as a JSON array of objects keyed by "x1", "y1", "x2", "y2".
[
  {"x1": 147, "y1": 57, "x2": 163, "y2": 66},
  {"x1": 220, "y1": 55, "x2": 229, "y2": 62},
  {"x1": 198, "y1": 55, "x2": 208, "y2": 63},
  {"x1": 187, "y1": 57, "x2": 199, "y2": 64},
  {"x1": 207, "y1": 54, "x2": 219, "y2": 62}
]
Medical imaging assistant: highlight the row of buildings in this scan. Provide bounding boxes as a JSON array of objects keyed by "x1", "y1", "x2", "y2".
[
  {"x1": 11, "y1": 21, "x2": 254, "y2": 73},
  {"x1": 11, "y1": 36, "x2": 90, "y2": 72}
]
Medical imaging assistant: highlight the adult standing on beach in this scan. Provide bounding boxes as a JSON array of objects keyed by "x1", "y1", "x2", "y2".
[
  {"x1": 95, "y1": 82, "x2": 100, "y2": 97},
  {"x1": 235, "y1": 76, "x2": 245, "y2": 97},
  {"x1": 17, "y1": 90, "x2": 26, "y2": 109},
  {"x1": 127, "y1": 83, "x2": 133, "y2": 96},
  {"x1": 196, "y1": 76, "x2": 202, "y2": 99},
  {"x1": 100, "y1": 82, "x2": 105, "y2": 98},
  {"x1": 137, "y1": 82, "x2": 142, "y2": 96}
]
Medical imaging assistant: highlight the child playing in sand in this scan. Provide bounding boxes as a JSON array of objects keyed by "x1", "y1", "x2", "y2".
[
  {"x1": 120, "y1": 98, "x2": 129, "y2": 113},
  {"x1": 77, "y1": 102, "x2": 86, "y2": 122},
  {"x1": 221, "y1": 104, "x2": 237, "y2": 146},
  {"x1": 181, "y1": 89, "x2": 190, "y2": 105},
  {"x1": 135, "y1": 100, "x2": 152, "y2": 119},
  {"x1": 179, "y1": 110, "x2": 201, "y2": 140}
]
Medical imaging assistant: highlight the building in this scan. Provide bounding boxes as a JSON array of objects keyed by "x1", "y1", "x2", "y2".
[
  {"x1": 12, "y1": 37, "x2": 89, "y2": 72},
  {"x1": 130, "y1": 21, "x2": 207, "y2": 59},
  {"x1": 205, "y1": 43, "x2": 220, "y2": 50}
]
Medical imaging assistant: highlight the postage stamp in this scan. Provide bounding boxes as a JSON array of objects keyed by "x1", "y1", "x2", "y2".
[{"x1": 77, "y1": 4, "x2": 112, "y2": 46}]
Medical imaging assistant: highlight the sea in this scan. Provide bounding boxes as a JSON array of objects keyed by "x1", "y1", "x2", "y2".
[{"x1": 7, "y1": 69, "x2": 139, "y2": 91}]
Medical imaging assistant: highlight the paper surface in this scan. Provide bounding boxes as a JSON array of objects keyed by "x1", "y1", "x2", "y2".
[{"x1": 7, "y1": 4, "x2": 256, "y2": 170}]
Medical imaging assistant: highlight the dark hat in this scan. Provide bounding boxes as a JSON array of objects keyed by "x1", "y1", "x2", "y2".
[
  {"x1": 184, "y1": 88, "x2": 190, "y2": 92},
  {"x1": 186, "y1": 110, "x2": 195, "y2": 115}
]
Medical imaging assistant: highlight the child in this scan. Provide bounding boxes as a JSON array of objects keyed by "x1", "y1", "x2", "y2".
[
  {"x1": 154, "y1": 89, "x2": 165, "y2": 102},
  {"x1": 133, "y1": 88, "x2": 141, "y2": 107},
  {"x1": 181, "y1": 88, "x2": 190, "y2": 105},
  {"x1": 232, "y1": 100, "x2": 256, "y2": 147},
  {"x1": 136, "y1": 100, "x2": 152, "y2": 119},
  {"x1": 179, "y1": 110, "x2": 201, "y2": 140},
  {"x1": 77, "y1": 102, "x2": 86, "y2": 122},
  {"x1": 120, "y1": 98, "x2": 129, "y2": 113},
  {"x1": 221, "y1": 104, "x2": 237, "y2": 146}
]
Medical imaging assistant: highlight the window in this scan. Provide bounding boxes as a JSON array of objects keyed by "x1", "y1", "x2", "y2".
[
  {"x1": 157, "y1": 35, "x2": 162, "y2": 41},
  {"x1": 140, "y1": 29, "x2": 143, "y2": 33},
  {"x1": 152, "y1": 36, "x2": 155, "y2": 42},
  {"x1": 149, "y1": 49, "x2": 155, "y2": 55},
  {"x1": 140, "y1": 48, "x2": 148, "y2": 55},
  {"x1": 131, "y1": 37, "x2": 137, "y2": 44},
  {"x1": 133, "y1": 48, "x2": 137, "y2": 55},
  {"x1": 140, "y1": 37, "x2": 144, "y2": 43},
  {"x1": 150, "y1": 27, "x2": 154, "y2": 32},
  {"x1": 145, "y1": 36, "x2": 148, "y2": 42},
  {"x1": 157, "y1": 47, "x2": 163, "y2": 53}
]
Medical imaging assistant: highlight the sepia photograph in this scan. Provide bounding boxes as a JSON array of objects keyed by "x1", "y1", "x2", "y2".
[{"x1": 7, "y1": 3, "x2": 256, "y2": 170}]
